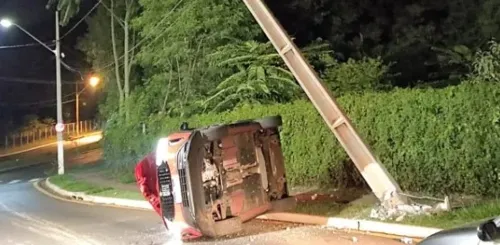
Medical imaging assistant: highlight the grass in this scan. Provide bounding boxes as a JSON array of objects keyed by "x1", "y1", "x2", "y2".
[
  {"x1": 96, "y1": 189, "x2": 144, "y2": 200},
  {"x1": 294, "y1": 198, "x2": 500, "y2": 229},
  {"x1": 403, "y1": 201, "x2": 500, "y2": 229},
  {"x1": 50, "y1": 175, "x2": 111, "y2": 193},
  {"x1": 76, "y1": 161, "x2": 136, "y2": 184},
  {"x1": 107, "y1": 166, "x2": 136, "y2": 184},
  {"x1": 49, "y1": 175, "x2": 144, "y2": 201}
]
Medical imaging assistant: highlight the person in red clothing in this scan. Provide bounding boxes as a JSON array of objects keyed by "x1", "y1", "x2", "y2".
[{"x1": 134, "y1": 152, "x2": 162, "y2": 216}]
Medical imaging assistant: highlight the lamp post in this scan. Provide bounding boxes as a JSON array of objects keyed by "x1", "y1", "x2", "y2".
[
  {"x1": 75, "y1": 76, "x2": 100, "y2": 136},
  {"x1": 1, "y1": 12, "x2": 65, "y2": 175}
]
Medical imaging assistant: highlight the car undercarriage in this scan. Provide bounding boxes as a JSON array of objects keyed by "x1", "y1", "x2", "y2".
[{"x1": 156, "y1": 116, "x2": 289, "y2": 239}]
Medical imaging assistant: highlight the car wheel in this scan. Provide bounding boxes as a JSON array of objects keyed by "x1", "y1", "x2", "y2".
[
  {"x1": 200, "y1": 125, "x2": 229, "y2": 141},
  {"x1": 255, "y1": 115, "x2": 283, "y2": 129}
]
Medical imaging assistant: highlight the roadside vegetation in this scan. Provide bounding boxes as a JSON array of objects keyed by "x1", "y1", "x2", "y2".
[
  {"x1": 50, "y1": 174, "x2": 143, "y2": 200},
  {"x1": 48, "y1": 0, "x2": 500, "y2": 228},
  {"x1": 295, "y1": 197, "x2": 500, "y2": 229}
]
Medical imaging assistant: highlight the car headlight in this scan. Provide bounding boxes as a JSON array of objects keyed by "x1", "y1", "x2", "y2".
[{"x1": 156, "y1": 138, "x2": 170, "y2": 166}]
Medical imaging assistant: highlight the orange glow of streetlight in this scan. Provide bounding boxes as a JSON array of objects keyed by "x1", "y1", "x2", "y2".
[{"x1": 89, "y1": 76, "x2": 100, "y2": 87}]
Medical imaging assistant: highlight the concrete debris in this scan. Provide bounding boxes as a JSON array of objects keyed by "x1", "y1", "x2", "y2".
[
  {"x1": 395, "y1": 213, "x2": 406, "y2": 222},
  {"x1": 369, "y1": 203, "x2": 435, "y2": 221},
  {"x1": 434, "y1": 196, "x2": 451, "y2": 211},
  {"x1": 400, "y1": 237, "x2": 413, "y2": 244},
  {"x1": 369, "y1": 191, "x2": 451, "y2": 221},
  {"x1": 351, "y1": 236, "x2": 358, "y2": 243}
]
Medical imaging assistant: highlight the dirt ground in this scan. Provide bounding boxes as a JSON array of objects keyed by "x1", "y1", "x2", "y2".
[{"x1": 185, "y1": 223, "x2": 406, "y2": 245}]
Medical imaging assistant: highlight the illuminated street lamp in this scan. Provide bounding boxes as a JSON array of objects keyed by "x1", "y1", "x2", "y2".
[
  {"x1": 1, "y1": 13, "x2": 65, "y2": 175},
  {"x1": 0, "y1": 19, "x2": 12, "y2": 28},
  {"x1": 89, "y1": 76, "x2": 100, "y2": 88},
  {"x1": 75, "y1": 76, "x2": 100, "y2": 136}
]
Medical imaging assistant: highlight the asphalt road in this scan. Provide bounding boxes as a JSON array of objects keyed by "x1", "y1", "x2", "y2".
[
  {"x1": 0, "y1": 178, "x2": 167, "y2": 244},
  {"x1": 0, "y1": 162, "x2": 52, "y2": 185},
  {"x1": 0, "y1": 163, "x2": 405, "y2": 244}
]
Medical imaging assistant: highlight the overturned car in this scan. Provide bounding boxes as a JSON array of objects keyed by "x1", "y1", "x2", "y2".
[{"x1": 154, "y1": 116, "x2": 289, "y2": 240}]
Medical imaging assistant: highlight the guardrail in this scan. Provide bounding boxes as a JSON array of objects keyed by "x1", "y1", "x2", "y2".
[{"x1": 2, "y1": 120, "x2": 98, "y2": 151}]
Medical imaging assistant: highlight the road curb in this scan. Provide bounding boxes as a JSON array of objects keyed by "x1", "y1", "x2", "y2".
[
  {"x1": 326, "y1": 217, "x2": 441, "y2": 238},
  {"x1": 45, "y1": 177, "x2": 153, "y2": 211},
  {"x1": 256, "y1": 212, "x2": 441, "y2": 239},
  {"x1": 43, "y1": 176, "x2": 441, "y2": 240}
]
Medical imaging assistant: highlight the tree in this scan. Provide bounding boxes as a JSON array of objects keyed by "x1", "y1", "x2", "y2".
[
  {"x1": 202, "y1": 41, "x2": 302, "y2": 112},
  {"x1": 324, "y1": 57, "x2": 392, "y2": 96},
  {"x1": 202, "y1": 40, "x2": 333, "y2": 112},
  {"x1": 21, "y1": 114, "x2": 46, "y2": 131},
  {"x1": 266, "y1": 0, "x2": 496, "y2": 85},
  {"x1": 77, "y1": 0, "x2": 139, "y2": 122},
  {"x1": 430, "y1": 45, "x2": 475, "y2": 80},
  {"x1": 471, "y1": 40, "x2": 500, "y2": 83},
  {"x1": 133, "y1": 0, "x2": 262, "y2": 117},
  {"x1": 46, "y1": 0, "x2": 81, "y2": 25},
  {"x1": 41, "y1": 118, "x2": 56, "y2": 126}
]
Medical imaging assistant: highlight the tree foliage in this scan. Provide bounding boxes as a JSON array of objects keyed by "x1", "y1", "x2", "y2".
[
  {"x1": 266, "y1": 0, "x2": 500, "y2": 84},
  {"x1": 77, "y1": 0, "x2": 140, "y2": 122},
  {"x1": 70, "y1": 0, "x2": 500, "y2": 196},
  {"x1": 46, "y1": 0, "x2": 80, "y2": 25},
  {"x1": 472, "y1": 40, "x2": 500, "y2": 83},
  {"x1": 129, "y1": 0, "x2": 262, "y2": 117},
  {"x1": 324, "y1": 57, "x2": 392, "y2": 96},
  {"x1": 20, "y1": 115, "x2": 55, "y2": 132},
  {"x1": 203, "y1": 41, "x2": 301, "y2": 112},
  {"x1": 73, "y1": 0, "x2": 500, "y2": 121},
  {"x1": 103, "y1": 82, "x2": 500, "y2": 196}
]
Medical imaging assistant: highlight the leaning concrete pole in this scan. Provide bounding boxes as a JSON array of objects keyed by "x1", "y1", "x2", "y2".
[{"x1": 242, "y1": 0, "x2": 407, "y2": 207}]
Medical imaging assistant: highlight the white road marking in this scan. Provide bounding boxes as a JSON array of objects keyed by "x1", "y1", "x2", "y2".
[
  {"x1": 0, "y1": 202, "x2": 103, "y2": 245},
  {"x1": 8, "y1": 180, "x2": 21, "y2": 184},
  {"x1": 28, "y1": 178, "x2": 42, "y2": 183}
]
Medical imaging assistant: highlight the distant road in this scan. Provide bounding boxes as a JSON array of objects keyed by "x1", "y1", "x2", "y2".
[
  {"x1": 0, "y1": 132, "x2": 102, "y2": 173},
  {"x1": 0, "y1": 131, "x2": 102, "y2": 158}
]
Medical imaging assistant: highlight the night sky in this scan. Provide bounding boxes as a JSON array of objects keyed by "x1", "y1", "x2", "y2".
[{"x1": 0, "y1": 0, "x2": 98, "y2": 132}]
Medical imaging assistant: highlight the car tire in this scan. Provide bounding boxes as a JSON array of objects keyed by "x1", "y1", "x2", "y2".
[
  {"x1": 200, "y1": 125, "x2": 229, "y2": 141},
  {"x1": 255, "y1": 115, "x2": 282, "y2": 129}
]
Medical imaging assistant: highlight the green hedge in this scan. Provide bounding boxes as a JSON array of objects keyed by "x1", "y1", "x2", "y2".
[{"x1": 103, "y1": 83, "x2": 500, "y2": 196}]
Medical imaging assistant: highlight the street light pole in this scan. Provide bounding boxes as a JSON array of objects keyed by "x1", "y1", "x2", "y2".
[
  {"x1": 55, "y1": 10, "x2": 65, "y2": 175},
  {"x1": 75, "y1": 81, "x2": 80, "y2": 136},
  {"x1": 74, "y1": 76, "x2": 100, "y2": 138},
  {"x1": 1, "y1": 13, "x2": 74, "y2": 175}
]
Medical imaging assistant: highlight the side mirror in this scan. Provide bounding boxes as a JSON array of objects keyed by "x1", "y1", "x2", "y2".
[{"x1": 478, "y1": 218, "x2": 500, "y2": 242}]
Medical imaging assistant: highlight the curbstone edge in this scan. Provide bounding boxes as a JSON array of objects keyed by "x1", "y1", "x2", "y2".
[
  {"x1": 43, "y1": 177, "x2": 441, "y2": 239},
  {"x1": 45, "y1": 177, "x2": 153, "y2": 211},
  {"x1": 326, "y1": 217, "x2": 442, "y2": 238}
]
